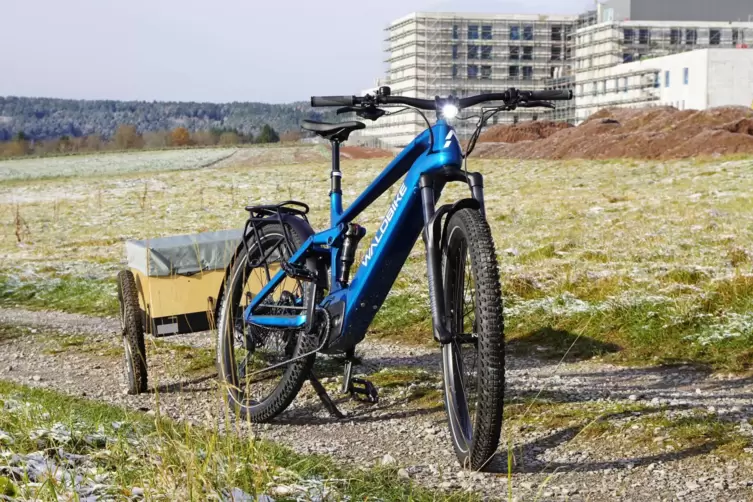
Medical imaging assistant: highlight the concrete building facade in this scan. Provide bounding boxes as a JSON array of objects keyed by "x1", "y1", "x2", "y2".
[
  {"x1": 574, "y1": 48, "x2": 753, "y2": 121},
  {"x1": 573, "y1": 20, "x2": 753, "y2": 121}
]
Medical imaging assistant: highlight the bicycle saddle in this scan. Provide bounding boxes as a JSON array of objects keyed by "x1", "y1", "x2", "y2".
[{"x1": 301, "y1": 120, "x2": 365, "y2": 143}]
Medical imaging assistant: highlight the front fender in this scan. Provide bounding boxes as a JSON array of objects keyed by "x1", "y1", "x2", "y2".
[{"x1": 423, "y1": 197, "x2": 481, "y2": 344}]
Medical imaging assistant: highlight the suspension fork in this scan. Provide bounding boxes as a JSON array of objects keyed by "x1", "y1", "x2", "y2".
[{"x1": 420, "y1": 173, "x2": 484, "y2": 344}]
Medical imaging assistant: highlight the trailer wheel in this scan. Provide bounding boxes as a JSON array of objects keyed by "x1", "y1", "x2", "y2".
[{"x1": 118, "y1": 270, "x2": 148, "y2": 394}]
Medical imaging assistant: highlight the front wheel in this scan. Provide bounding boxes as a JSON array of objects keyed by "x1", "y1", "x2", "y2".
[{"x1": 441, "y1": 208, "x2": 504, "y2": 470}]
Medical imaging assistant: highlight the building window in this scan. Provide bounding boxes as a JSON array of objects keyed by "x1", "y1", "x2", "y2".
[
  {"x1": 510, "y1": 46, "x2": 520, "y2": 60},
  {"x1": 624, "y1": 29, "x2": 634, "y2": 44},
  {"x1": 654, "y1": 72, "x2": 660, "y2": 88},
  {"x1": 468, "y1": 45, "x2": 478, "y2": 59},
  {"x1": 523, "y1": 25, "x2": 533, "y2": 41},
  {"x1": 670, "y1": 29, "x2": 681, "y2": 45},
  {"x1": 513, "y1": 115, "x2": 519, "y2": 124},
  {"x1": 481, "y1": 45, "x2": 492, "y2": 60},
  {"x1": 710, "y1": 29, "x2": 721, "y2": 45},
  {"x1": 623, "y1": 77, "x2": 629, "y2": 93},
  {"x1": 510, "y1": 26, "x2": 520, "y2": 40},
  {"x1": 481, "y1": 65, "x2": 492, "y2": 79},
  {"x1": 452, "y1": 45, "x2": 459, "y2": 60},
  {"x1": 468, "y1": 25, "x2": 479, "y2": 39},
  {"x1": 613, "y1": 78, "x2": 619, "y2": 92},
  {"x1": 733, "y1": 29, "x2": 740, "y2": 45},
  {"x1": 639, "y1": 29, "x2": 650, "y2": 44},
  {"x1": 452, "y1": 25, "x2": 459, "y2": 39},
  {"x1": 549, "y1": 46, "x2": 561, "y2": 61},
  {"x1": 683, "y1": 67, "x2": 689, "y2": 85},
  {"x1": 552, "y1": 25, "x2": 562, "y2": 41},
  {"x1": 685, "y1": 29, "x2": 697, "y2": 45},
  {"x1": 623, "y1": 53, "x2": 633, "y2": 63},
  {"x1": 509, "y1": 66, "x2": 520, "y2": 78},
  {"x1": 522, "y1": 66, "x2": 533, "y2": 80},
  {"x1": 522, "y1": 47, "x2": 533, "y2": 60},
  {"x1": 468, "y1": 65, "x2": 479, "y2": 78},
  {"x1": 482, "y1": 25, "x2": 492, "y2": 40},
  {"x1": 665, "y1": 70, "x2": 670, "y2": 87}
]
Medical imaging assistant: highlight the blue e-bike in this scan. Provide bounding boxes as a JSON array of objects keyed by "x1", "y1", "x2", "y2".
[{"x1": 216, "y1": 87, "x2": 573, "y2": 469}]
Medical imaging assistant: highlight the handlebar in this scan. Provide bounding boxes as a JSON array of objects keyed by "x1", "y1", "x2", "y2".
[
  {"x1": 310, "y1": 89, "x2": 573, "y2": 110},
  {"x1": 310, "y1": 96, "x2": 357, "y2": 107}
]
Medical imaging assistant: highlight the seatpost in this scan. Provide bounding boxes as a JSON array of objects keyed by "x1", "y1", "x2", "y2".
[{"x1": 330, "y1": 140, "x2": 343, "y2": 225}]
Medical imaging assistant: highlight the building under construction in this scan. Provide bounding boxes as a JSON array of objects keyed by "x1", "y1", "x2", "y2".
[{"x1": 357, "y1": 12, "x2": 583, "y2": 147}]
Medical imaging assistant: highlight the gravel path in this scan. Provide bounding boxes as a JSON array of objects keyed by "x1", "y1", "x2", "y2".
[{"x1": 1, "y1": 307, "x2": 753, "y2": 501}]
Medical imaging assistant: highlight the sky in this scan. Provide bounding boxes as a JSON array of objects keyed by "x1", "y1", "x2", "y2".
[{"x1": 1, "y1": 0, "x2": 593, "y2": 104}]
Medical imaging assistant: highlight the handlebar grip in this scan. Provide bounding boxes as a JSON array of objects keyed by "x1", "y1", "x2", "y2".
[
  {"x1": 528, "y1": 90, "x2": 573, "y2": 101},
  {"x1": 311, "y1": 96, "x2": 356, "y2": 107}
]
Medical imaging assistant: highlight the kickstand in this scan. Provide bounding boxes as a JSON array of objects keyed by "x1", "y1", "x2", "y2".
[{"x1": 309, "y1": 371, "x2": 344, "y2": 419}]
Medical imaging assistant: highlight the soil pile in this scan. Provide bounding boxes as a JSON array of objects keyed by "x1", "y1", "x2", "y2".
[
  {"x1": 475, "y1": 106, "x2": 753, "y2": 159},
  {"x1": 339, "y1": 145, "x2": 394, "y2": 159},
  {"x1": 478, "y1": 120, "x2": 572, "y2": 143}
]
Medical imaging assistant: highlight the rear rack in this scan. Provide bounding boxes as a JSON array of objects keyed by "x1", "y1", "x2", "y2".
[{"x1": 242, "y1": 200, "x2": 310, "y2": 272}]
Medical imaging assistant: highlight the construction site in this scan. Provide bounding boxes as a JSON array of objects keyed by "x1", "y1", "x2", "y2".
[{"x1": 355, "y1": 0, "x2": 753, "y2": 148}]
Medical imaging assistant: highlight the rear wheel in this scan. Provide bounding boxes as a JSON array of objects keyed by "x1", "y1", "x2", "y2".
[
  {"x1": 441, "y1": 208, "x2": 504, "y2": 470},
  {"x1": 118, "y1": 270, "x2": 148, "y2": 395},
  {"x1": 216, "y1": 223, "x2": 319, "y2": 422}
]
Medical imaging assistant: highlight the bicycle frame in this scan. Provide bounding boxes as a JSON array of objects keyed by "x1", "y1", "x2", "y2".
[{"x1": 243, "y1": 118, "x2": 484, "y2": 353}]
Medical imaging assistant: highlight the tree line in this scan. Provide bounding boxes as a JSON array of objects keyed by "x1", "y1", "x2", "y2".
[
  {"x1": 0, "y1": 124, "x2": 304, "y2": 158},
  {"x1": 0, "y1": 96, "x2": 333, "y2": 142}
]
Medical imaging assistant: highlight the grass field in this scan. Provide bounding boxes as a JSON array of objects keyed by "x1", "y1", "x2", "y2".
[
  {"x1": 1, "y1": 148, "x2": 753, "y2": 369},
  {"x1": 0, "y1": 379, "x2": 470, "y2": 501}
]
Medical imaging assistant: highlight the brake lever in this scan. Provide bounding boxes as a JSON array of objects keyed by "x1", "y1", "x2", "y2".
[{"x1": 518, "y1": 101, "x2": 555, "y2": 109}]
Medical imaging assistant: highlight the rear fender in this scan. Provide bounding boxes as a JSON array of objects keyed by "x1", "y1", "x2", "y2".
[{"x1": 214, "y1": 214, "x2": 326, "y2": 323}]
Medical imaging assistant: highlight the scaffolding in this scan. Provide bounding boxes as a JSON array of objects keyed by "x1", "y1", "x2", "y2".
[
  {"x1": 573, "y1": 22, "x2": 753, "y2": 66},
  {"x1": 377, "y1": 12, "x2": 581, "y2": 142}
]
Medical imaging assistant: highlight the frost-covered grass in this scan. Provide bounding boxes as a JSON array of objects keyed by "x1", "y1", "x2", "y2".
[
  {"x1": 1, "y1": 150, "x2": 753, "y2": 368},
  {"x1": 0, "y1": 379, "x2": 467, "y2": 501},
  {"x1": 0, "y1": 148, "x2": 238, "y2": 181}
]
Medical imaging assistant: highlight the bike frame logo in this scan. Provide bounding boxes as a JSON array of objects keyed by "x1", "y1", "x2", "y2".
[
  {"x1": 361, "y1": 183, "x2": 408, "y2": 267},
  {"x1": 444, "y1": 130, "x2": 457, "y2": 148}
]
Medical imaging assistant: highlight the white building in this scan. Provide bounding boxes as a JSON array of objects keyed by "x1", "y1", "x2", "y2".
[
  {"x1": 574, "y1": 48, "x2": 753, "y2": 121},
  {"x1": 573, "y1": 19, "x2": 753, "y2": 121}
]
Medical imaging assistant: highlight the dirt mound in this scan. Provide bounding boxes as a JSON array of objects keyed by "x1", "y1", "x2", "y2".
[
  {"x1": 478, "y1": 120, "x2": 572, "y2": 143},
  {"x1": 476, "y1": 106, "x2": 753, "y2": 159}
]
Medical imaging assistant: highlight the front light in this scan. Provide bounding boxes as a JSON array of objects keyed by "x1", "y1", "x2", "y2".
[{"x1": 442, "y1": 104, "x2": 459, "y2": 119}]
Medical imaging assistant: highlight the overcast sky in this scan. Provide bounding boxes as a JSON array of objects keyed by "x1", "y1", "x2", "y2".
[{"x1": 1, "y1": 0, "x2": 593, "y2": 103}]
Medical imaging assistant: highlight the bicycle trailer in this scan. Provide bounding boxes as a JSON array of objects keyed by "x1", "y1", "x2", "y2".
[{"x1": 122, "y1": 229, "x2": 243, "y2": 336}]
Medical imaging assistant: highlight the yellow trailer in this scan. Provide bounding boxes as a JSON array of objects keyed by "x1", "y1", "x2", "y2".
[{"x1": 118, "y1": 229, "x2": 242, "y2": 394}]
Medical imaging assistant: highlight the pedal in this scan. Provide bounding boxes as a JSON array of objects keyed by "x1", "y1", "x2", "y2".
[
  {"x1": 280, "y1": 261, "x2": 317, "y2": 282},
  {"x1": 349, "y1": 378, "x2": 379, "y2": 404}
]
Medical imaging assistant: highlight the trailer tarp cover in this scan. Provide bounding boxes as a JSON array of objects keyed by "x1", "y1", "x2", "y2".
[{"x1": 126, "y1": 229, "x2": 243, "y2": 277}]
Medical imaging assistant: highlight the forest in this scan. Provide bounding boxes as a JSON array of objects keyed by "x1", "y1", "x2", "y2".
[{"x1": 0, "y1": 96, "x2": 333, "y2": 141}]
